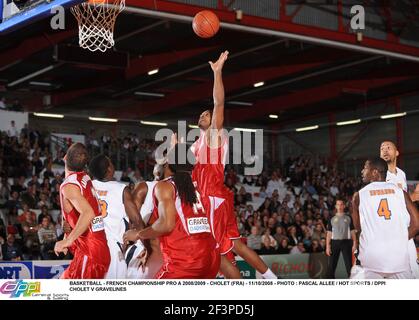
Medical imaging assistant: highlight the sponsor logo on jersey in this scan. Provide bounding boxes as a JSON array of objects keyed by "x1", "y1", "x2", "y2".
[
  {"x1": 187, "y1": 217, "x2": 211, "y2": 234},
  {"x1": 91, "y1": 216, "x2": 105, "y2": 232}
]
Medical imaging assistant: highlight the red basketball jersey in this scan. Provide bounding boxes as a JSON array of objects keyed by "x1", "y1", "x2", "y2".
[
  {"x1": 60, "y1": 172, "x2": 109, "y2": 265},
  {"x1": 191, "y1": 130, "x2": 228, "y2": 197},
  {"x1": 152, "y1": 178, "x2": 218, "y2": 269}
]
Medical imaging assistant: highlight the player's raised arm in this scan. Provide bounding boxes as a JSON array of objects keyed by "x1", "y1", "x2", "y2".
[
  {"x1": 403, "y1": 191, "x2": 419, "y2": 239},
  {"x1": 54, "y1": 184, "x2": 95, "y2": 255},
  {"x1": 351, "y1": 192, "x2": 361, "y2": 233},
  {"x1": 209, "y1": 50, "x2": 228, "y2": 130}
]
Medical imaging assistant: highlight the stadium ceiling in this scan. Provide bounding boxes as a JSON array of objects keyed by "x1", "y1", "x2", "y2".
[{"x1": 1, "y1": 0, "x2": 419, "y2": 127}]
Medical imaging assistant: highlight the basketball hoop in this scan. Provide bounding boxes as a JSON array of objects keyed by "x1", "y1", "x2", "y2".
[{"x1": 71, "y1": 0, "x2": 125, "y2": 52}]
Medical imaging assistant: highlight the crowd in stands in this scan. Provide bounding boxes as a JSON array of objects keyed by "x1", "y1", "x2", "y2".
[
  {"x1": 227, "y1": 158, "x2": 362, "y2": 256},
  {"x1": 1, "y1": 122, "x2": 417, "y2": 261}
]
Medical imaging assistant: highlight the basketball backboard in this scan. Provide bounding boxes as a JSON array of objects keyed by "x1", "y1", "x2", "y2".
[{"x1": 0, "y1": 0, "x2": 83, "y2": 34}]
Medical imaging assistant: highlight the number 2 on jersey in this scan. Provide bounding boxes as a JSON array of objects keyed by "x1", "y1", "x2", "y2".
[{"x1": 377, "y1": 199, "x2": 391, "y2": 220}]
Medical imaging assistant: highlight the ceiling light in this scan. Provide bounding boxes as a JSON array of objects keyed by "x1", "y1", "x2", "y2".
[
  {"x1": 140, "y1": 120, "x2": 167, "y2": 126},
  {"x1": 89, "y1": 117, "x2": 118, "y2": 122},
  {"x1": 296, "y1": 125, "x2": 319, "y2": 132},
  {"x1": 33, "y1": 113, "x2": 64, "y2": 118},
  {"x1": 234, "y1": 127, "x2": 257, "y2": 133},
  {"x1": 134, "y1": 91, "x2": 165, "y2": 97},
  {"x1": 227, "y1": 101, "x2": 254, "y2": 106},
  {"x1": 380, "y1": 112, "x2": 407, "y2": 119},
  {"x1": 147, "y1": 69, "x2": 159, "y2": 75},
  {"x1": 336, "y1": 119, "x2": 361, "y2": 126}
]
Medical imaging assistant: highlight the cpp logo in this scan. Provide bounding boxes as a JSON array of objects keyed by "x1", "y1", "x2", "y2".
[
  {"x1": 0, "y1": 262, "x2": 33, "y2": 279},
  {"x1": 0, "y1": 280, "x2": 41, "y2": 298}
]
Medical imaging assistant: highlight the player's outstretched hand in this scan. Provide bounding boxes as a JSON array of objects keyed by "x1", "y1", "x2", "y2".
[
  {"x1": 209, "y1": 50, "x2": 229, "y2": 73},
  {"x1": 123, "y1": 229, "x2": 139, "y2": 244},
  {"x1": 137, "y1": 249, "x2": 149, "y2": 272},
  {"x1": 54, "y1": 239, "x2": 71, "y2": 256}
]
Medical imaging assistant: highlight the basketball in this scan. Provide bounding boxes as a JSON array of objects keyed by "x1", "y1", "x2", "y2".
[{"x1": 192, "y1": 10, "x2": 220, "y2": 38}]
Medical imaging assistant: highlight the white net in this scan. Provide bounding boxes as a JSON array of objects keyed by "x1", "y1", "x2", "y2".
[{"x1": 71, "y1": 0, "x2": 125, "y2": 52}]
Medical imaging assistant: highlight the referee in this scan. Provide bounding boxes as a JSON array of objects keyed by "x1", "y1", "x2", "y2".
[{"x1": 326, "y1": 199, "x2": 357, "y2": 278}]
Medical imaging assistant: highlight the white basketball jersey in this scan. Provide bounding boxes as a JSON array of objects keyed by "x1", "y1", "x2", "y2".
[
  {"x1": 358, "y1": 181, "x2": 409, "y2": 273},
  {"x1": 92, "y1": 180, "x2": 128, "y2": 244},
  {"x1": 140, "y1": 181, "x2": 157, "y2": 225},
  {"x1": 386, "y1": 167, "x2": 407, "y2": 192}
]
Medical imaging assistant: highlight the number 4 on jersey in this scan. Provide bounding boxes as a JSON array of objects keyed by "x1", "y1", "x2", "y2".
[{"x1": 377, "y1": 199, "x2": 391, "y2": 220}]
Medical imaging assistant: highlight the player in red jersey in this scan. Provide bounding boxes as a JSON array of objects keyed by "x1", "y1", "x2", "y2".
[
  {"x1": 192, "y1": 51, "x2": 276, "y2": 279},
  {"x1": 54, "y1": 143, "x2": 110, "y2": 279},
  {"x1": 124, "y1": 144, "x2": 220, "y2": 279}
]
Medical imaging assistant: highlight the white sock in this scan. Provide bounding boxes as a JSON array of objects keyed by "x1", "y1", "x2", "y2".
[{"x1": 262, "y1": 269, "x2": 277, "y2": 279}]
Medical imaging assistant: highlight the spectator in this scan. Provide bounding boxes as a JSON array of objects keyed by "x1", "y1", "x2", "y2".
[
  {"x1": 261, "y1": 229, "x2": 277, "y2": 249},
  {"x1": 21, "y1": 123, "x2": 29, "y2": 139},
  {"x1": 37, "y1": 206, "x2": 54, "y2": 225},
  {"x1": 277, "y1": 238, "x2": 291, "y2": 254},
  {"x1": 41, "y1": 162, "x2": 55, "y2": 179},
  {"x1": 312, "y1": 222, "x2": 326, "y2": 241},
  {"x1": 259, "y1": 236, "x2": 277, "y2": 255},
  {"x1": 53, "y1": 151, "x2": 65, "y2": 166},
  {"x1": 27, "y1": 175, "x2": 41, "y2": 189},
  {"x1": 236, "y1": 216, "x2": 246, "y2": 236},
  {"x1": 2, "y1": 234, "x2": 23, "y2": 261},
  {"x1": 290, "y1": 242, "x2": 306, "y2": 255},
  {"x1": 242, "y1": 175, "x2": 253, "y2": 186},
  {"x1": 21, "y1": 213, "x2": 39, "y2": 259},
  {"x1": 246, "y1": 226, "x2": 262, "y2": 252},
  {"x1": 11, "y1": 176, "x2": 27, "y2": 194},
  {"x1": 31, "y1": 154, "x2": 43, "y2": 175},
  {"x1": 22, "y1": 185, "x2": 38, "y2": 208},
  {"x1": 0, "y1": 97, "x2": 6, "y2": 110},
  {"x1": 273, "y1": 226, "x2": 287, "y2": 244},
  {"x1": 38, "y1": 217, "x2": 57, "y2": 260},
  {"x1": 131, "y1": 169, "x2": 144, "y2": 184},
  {"x1": 7, "y1": 121, "x2": 19, "y2": 138},
  {"x1": 6, "y1": 207, "x2": 20, "y2": 231},
  {"x1": 308, "y1": 239, "x2": 323, "y2": 253},
  {"x1": 37, "y1": 192, "x2": 52, "y2": 209},
  {"x1": 330, "y1": 183, "x2": 339, "y2": 197},
  {"x1": 18, "y1": 203, "x2": 37, "y2": 224},
  {"x1": 6, "y1": 190, "x2": 21, "y2": 211},
  {"x1": 258, "y1": 186, "x2": 268, "y2": 199},
  {"x1": 287, "y1": 226, "x2": 300, "y2": 247},
  {"x1": 0, "y1": 177, "x2": 10, "y2": 206}
]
